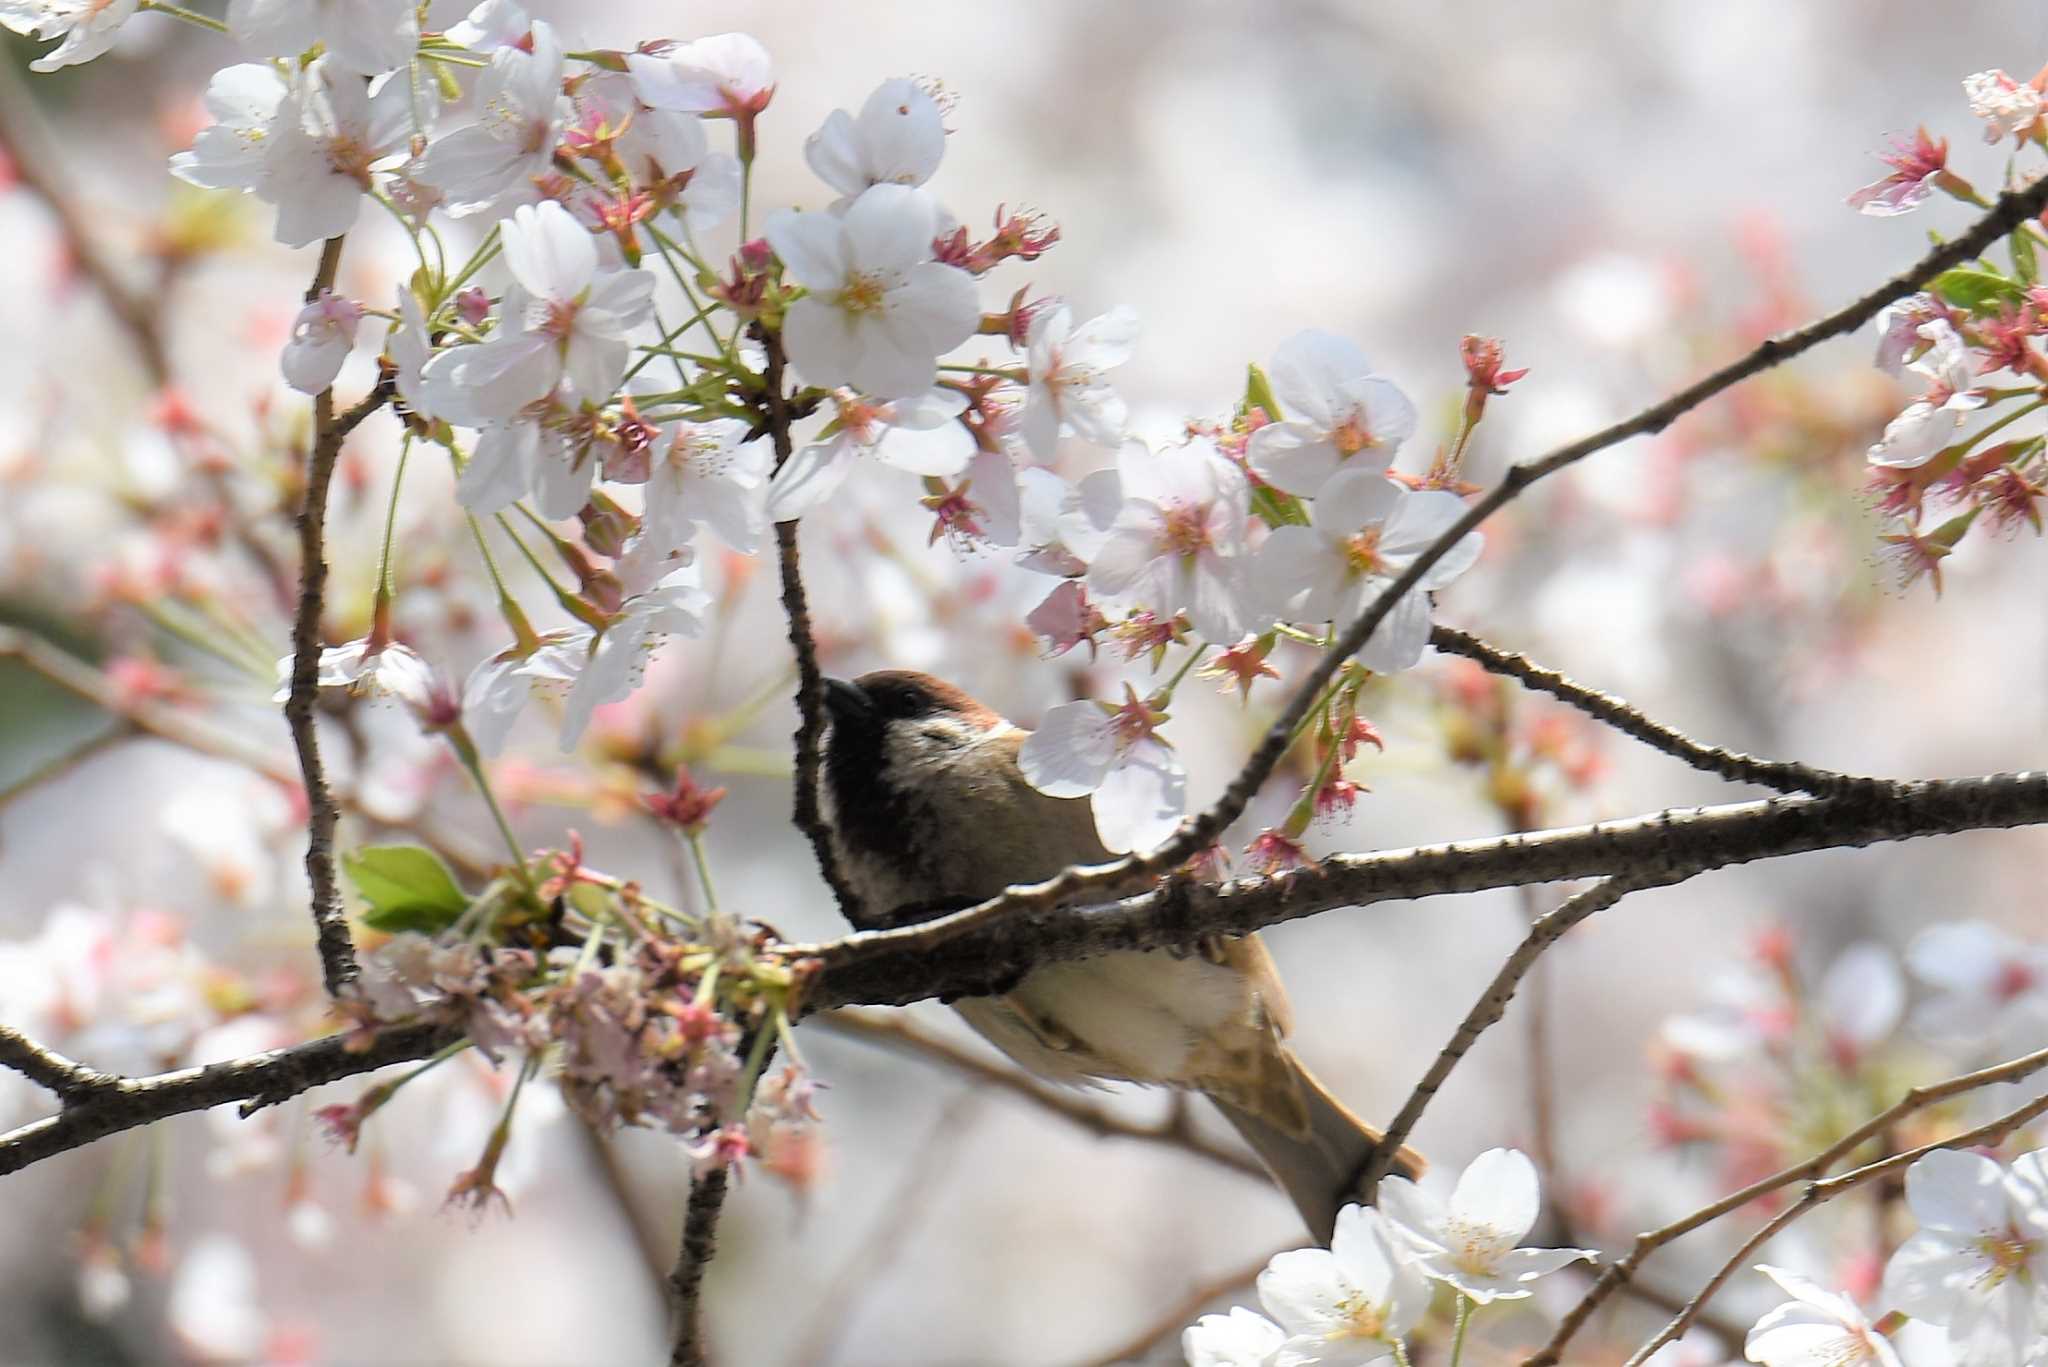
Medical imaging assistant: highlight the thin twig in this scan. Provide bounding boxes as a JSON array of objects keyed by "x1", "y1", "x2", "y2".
[
  {"x1": 1071, "y1": 1245, "x2": 1288, "y2": 1367},
  {"x1": 857, "y1": 174, "x2": 2048, "y2": 957},
  {"x1": 816, "y1": 1010, "x2": 1265, "y2": 1180},
  {"x1": 0, "y1": 1021, "x2": 458, "y2": 1176},
  {"x1": 762, "y1": 326, "x2": 861, "y2": 920},
  {"x1": 783, "y1": 1091, "x2": 987, "y2": 1367},
  {"x1": 795, "y1": 770, "x2": 2048, "y2": 1015},
  {"x1": 1621, "y1": 1078, "x2": 2048, "y2": 1366},
  {"x1": 1527, "y1": 1043, "x2": 2048, "y2": 1365},
  {"x1": 0, "y1": 1024, "x2": 116, "y2": 1101},
  {"x1": 1429, "y1": 625, "x2": 1859, "y2": 796},
  {"x1": 668, "y1": 1167, "x2": 730, "y2": 1367},
  {"x1": 283, "y1": 234, "x2": 394, "y2": 997},
  {"x1": 1359, "y1": 879, "x2": 1640, "y2": 1196},
  {"x1": 0, "y1": 56, "x2": 169, "y2": 385}
]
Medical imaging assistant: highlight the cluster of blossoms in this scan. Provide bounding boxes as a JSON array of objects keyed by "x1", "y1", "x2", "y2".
[
  {"x1": 1182, "y1": 1148, "x2": 1595, "y2": 1366},
  {"x1": 1848, "y1": 66, "x2": 2048, "y2": 593}
]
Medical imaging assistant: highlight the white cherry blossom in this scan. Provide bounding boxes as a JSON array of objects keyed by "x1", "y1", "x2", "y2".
[
  {"x1": 446, "y1": 0, "x2": 531, "y2": 53},
  {"x1": 1, "y1": 0, "x2": 139, "y2": 73},
  {"x1": 1881, "y1": 1148, "x2": 2048, "y2": 1367},
  {"x1": 766, "y1": 387, "x2": 972, "y2": 520},
  {"x1": 1088, "y1": 439, "x2": 1251, "y2": 643},
  {"x1": 1377, "y1": 1147, "x2": 1594, "y2": 1303},
  {"x1": 1018, "y1": 687, "x2": 1185, "y2": 853},
  {"x1": 421, "y1": 201, "x2": 654, "y2": 426},
  {"x1": 1020, "y1": 305, "x2": 1137, "y2": 459},
  {"x1": 1965, "y1": 70, "x2": 2045, "y2": 144},
  {"x1": 804, "y1": 78, "x2": 947, "y2": 201},
  {"x1": 415, "y1": 22, "x2": 568, "y2": 217},
  {"x1": 273, "y1": 637, "x2": 434, "y2": 705},
  {"x1": 764, "y1": 184, "x2": 980, "y2": 399},
  {"x1": 1247, "y1": 330, "x2": 1418, "y2": 497},
  {"x1": 1256, "y1": 468, "x2": 1480, "y2": 674},
  {"x1": 170, "y1": 64, "x2": 288, "y2": 194},
  {"x1": 1906, "y1": 921, "x2": 2048, "y2": 1055},
  {"x1": 1744, "y1": 1265, "x2": 1904, "y2": 1367},
  {"x1": 558, "y1": 563, "x2": 711, "y2": 747},
  {"x1": 229, "y1": 0, "x2": 418, "y2": 75},
  {"x1": 1867, "y1": 321, "x2": 1988, "y2": 470},
  {"x1": 644, "y1": 418, "x2": 771, "y2": 554},
  {"x1": 280, "y1": 290, "x2": 364, "y2": 395},
  {"x1": 260, "y1": 59, "x2": 412, "y2": 248},
  {"x1": 1182, "y1": 1306, "x2": 1286, "y2": 1367},
  {"x1": 1015, "y1": 466, "x2": 1122, "y2": 576},
  {"x1": 462, "y1": 630, "x2": 586, "y2": 756},
  {"x1": 627, "y1": 33, "x2": 774, "y2": 117},
  {"x1": 1256, "y1": 1205, "x2": 1428, "y2": 1366}
]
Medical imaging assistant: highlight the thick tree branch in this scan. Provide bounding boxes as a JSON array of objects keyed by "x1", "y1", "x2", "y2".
[
  {"x1": 1528, "y1": 1042, "x2": 2048, "y2": 1366},
  {"x1": 817, "y1": 1010, "x2": 1265, "y2": 1180},
  {"x1": 283, "y1": 235, "x2": 394, "y2": 998},
  {"x1": 668, "y1": 1167, "x2": 729, "y2": 1367},
  {"x1": 885, "y1": 174, "x2": 2048, "y2": 950},
  {"x1": 1429, "y1": 625, "x2": 1862, "y2": 796},
  {"x1": 795, "y1": 769, "x2": 2048, "y2": 1015},
  {"x1": 1359, "y1": 878, "x2": 1639, "y2": 1196},
  {"x1": 0, "y1": 1021, "x2": 457, "y2": 1177}
]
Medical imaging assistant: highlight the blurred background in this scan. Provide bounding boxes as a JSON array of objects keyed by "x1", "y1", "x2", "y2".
[{"x1": 3, "y1": 2, "x2": 2048, "y2": 1363}]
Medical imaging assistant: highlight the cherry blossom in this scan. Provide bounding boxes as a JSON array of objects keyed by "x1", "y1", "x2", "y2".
[
  {"x1": 1182, "y1": 1306, "x2": 1286, "y2": 1367},
  {"x1": 1017, "y1": 686, "x2": 1186, "y2": 853},
  {"x1": 627, "y1": 33, "x2": 775, "y2": 121},
  {"x1": 1867, "y1": 321, "x2": 1988, "y2": 469},
  {"x1": 275, "y1": 637, "x2": 435, "y2": 705},
  {"x1": 1881, "y1": 1148, "x2": 2048, "y2": 1367},
  {"x1": 1015, "y1": 466, "x2": 1122, "y2": 576},
  {"x1": 260, "y1": 58, "x2": 413, "y2": 248},
  {"x1": 643, "y1": 418, "x2": 772, "y2": 554},
  {"x1": 766, "y1": 387, "x2": 973, "y2": 520},
  {"x1": 1019, "y1": 304, "x2": 1138, "y2": 459},
  {"x1": 1255, "y1": 1205, "x2": 1429, "y2": 1366},
  {"x1": 446, "y1": 0, "x2": 531, "y2": 53},
  {"x1": 461, "y1": 631, "x2": 587, "y2": 757},
  {"x1": 1247, "y1": 330, "x2": 1418, "y2": 497},
  {"x1": 228, "y1": 0, "x2": 416, "y2": 75},
  {"x1": 280, "y1": 290, "x2": 365, "y2": 395},
  {"x1": 1088, "y1": 439, "x2": 1251, "y2": 643},
  {"x1": 558, "y1": 562, "x2": 711, "y2": 747},
  {"x1": 1743, "y1": 1264, "x2": 1904, "y2": 1367},
  {"x1": 0, "y1": 0, "x2": 139, "y2": 73},
  {"x1": 804, "y1": 77, "x2": 947, "y2": 202},
  {"x1": 1872, "y1": 295, "x2": 1945, "y2": 375},
  {"x1": 763, "y1": 184, "x2": 980, "y2": 399},
  {"x1": 1256, "y1": 468, "x2": 1480, "y2": 674},
  {"x1": 1906, "y1": 921, "x2": 2048, "y2": 1057},
  {"x1": 415, "y1": 23, "x2": 569, "y2": 218},
  {"x1": 168, "y1": 64, "x2": 288, "y2": 194},
  {"x1": 1965, "y1": 70, "x2": 2046, "y2": 145},
  {"x1": 1377, "y1": 1147, "x2": 1595, "y2": 1303},
  {"x1": 1847, "y1": 127, "x2": 1955, "y2": 217},
  {"x1": 422, "y1": 201, "x2": 655, "y2": 429}
]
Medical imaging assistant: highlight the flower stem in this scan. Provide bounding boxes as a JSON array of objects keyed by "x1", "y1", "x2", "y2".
[
  {"x1": 447, "y1": 727, "x2": 538, "y2": 897},
  {"x1": 1447, "y1": 1295, "x2": 1473, "y2": 1367},
  {"x1": 686, "y1": 829, "x2": 720, "y2": 915},
  {"x1": 142, "y1": 0, "x2": 228, "y2": 32},
  {"x1": 376, "y1": 435, "x2": 414, "y2": 601},
  {"x1": 464, "y1": 515, "x2": 540, "y2": 653}
]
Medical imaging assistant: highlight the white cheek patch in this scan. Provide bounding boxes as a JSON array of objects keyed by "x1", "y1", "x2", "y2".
[{"x1": 880, "y1": 719, "x2": 985, "y2": 782}]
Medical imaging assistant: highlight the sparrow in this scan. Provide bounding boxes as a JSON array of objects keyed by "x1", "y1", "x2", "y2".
[{"x1": 818, "y1": 668, "x2": 1421, "y2": 1241}]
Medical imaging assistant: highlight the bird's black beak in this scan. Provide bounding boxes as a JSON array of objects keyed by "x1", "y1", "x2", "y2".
[{"x1": 822, "y1": 676, "x2": 875, "y2": 723}]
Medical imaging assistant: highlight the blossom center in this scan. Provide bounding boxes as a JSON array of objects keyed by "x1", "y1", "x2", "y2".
[
  {"x1": 544, "y1": 296, "x2": 585, "y2": 342},
  {"x1": 1442, "y1": 1217, "x2": 1512, "y2": 1276},
  {"x1": 838, "y1": 270, "x2": 888, "y2": 317},
  {"x1": 1158, "y1": 503, "x2": 1213, "y2": 558},
  {"x1": 327, "y1": 134, "x2": 377, "y2": 187},
  {"x1": 1343, "y1": 527, "x2": 1385, "y2": 575},
  {"x1": 1327, "y1": 1293, "x2": 1386, "y2": 1342},
  {"x1": 1972, "y1": 1229, "x2": 2039, "y2": 1286},
  {"x1": 1332, "y1": 410, "x2": 1379, "y2": 457},
  {"x1": 1994, "y1": 959, "x2": 2037, "y2": 1000}
]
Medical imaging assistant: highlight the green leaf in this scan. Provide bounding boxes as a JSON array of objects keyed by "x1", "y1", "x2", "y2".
[
  {"x1": 1930, "y1": 266, "x2": 2024, "y2": 314},
  {"x1": 343, "y1": 844, "x2": 470, "y2": 934},
  {"x1": 2015, "y1": 230, "x2": 2040, "y2": 287},
  {"x1": 1242, "y1": 362, "x2": 1282, "y2": 422}
]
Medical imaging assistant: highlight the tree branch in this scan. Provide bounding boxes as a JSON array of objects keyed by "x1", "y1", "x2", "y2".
[
  {"x1": 1429, "y1": 625, "x2": 1862, "y2": 796},
  {"x1": 1359, "y1": 878, "x2": 1639, "y2": 1196},
  {"x1": 0, "y1": 1024, "x2": 116, "y2": 1101},
  {"x1": 1621, "y1": 1078, "x2": 2048, "y2": 1365},
  {"x1": 878, "y1": 173, "x2": 2048, "y2": 953},
  {"x1": 668, "y1": 1166, "x2": 729, "y2": 1367},
  {"x1": 816, "y1": 1010, "x2": 1266, "y2": 1180},
  {"x1": 795, "y1": 770, "x2": 2048, "y2": 1015},
  {"x1": 0, "y1": 1021, "x2": 457, "y2": 1177},
  {"x1": 283, "y1": 235, "x2": 393, "y2": 998},
  {"x1": 1527, "y1": 1042, "x2": 2048, "y2": 1366}
]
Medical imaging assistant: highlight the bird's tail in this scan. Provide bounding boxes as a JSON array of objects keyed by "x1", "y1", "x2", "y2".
[{"x1": 1211, "y1": 1047, "x2": 1425, "y2": 1245}]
